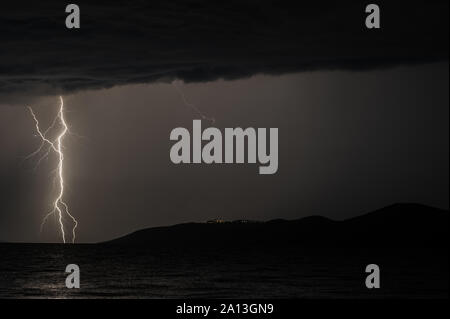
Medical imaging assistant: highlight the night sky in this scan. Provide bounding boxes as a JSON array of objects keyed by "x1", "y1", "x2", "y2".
[{"x1": 0, "y1": 1, "x2": 448, "y2": 242}]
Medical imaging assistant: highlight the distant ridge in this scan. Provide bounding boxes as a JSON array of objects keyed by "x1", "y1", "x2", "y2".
[{"x1": 106, "y1": 203, "x2": 448, "y2": 256}]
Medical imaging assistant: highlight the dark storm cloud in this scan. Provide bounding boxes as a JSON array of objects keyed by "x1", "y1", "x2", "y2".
[{"x1": 0, "y1": 0, "x2": 448, "y2": 101}]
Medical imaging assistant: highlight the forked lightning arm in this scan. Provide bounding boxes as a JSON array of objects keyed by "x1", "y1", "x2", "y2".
[{"x1": 28, "y1": 96, "x2": 78, "y2": 243}]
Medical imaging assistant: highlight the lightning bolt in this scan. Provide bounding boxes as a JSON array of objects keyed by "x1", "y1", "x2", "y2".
[{"x1": 27, "y1": 96, "x2": 78, "y2": 244}]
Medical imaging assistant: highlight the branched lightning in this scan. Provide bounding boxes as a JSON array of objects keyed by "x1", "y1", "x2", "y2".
[{"x1": 27, "y1": 96, "x2": 78, "y2": 244}]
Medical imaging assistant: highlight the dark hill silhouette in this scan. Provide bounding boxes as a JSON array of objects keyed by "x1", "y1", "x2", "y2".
[{"x1": 106, "y1": 203, "x2": 448, "y2": 257}]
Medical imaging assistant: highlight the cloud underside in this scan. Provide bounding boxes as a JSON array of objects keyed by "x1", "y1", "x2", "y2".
[{"x1": 0, "y1": 0, "x2": 448, "y2": 101}]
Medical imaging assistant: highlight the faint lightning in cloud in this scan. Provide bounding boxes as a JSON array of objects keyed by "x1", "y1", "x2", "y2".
[
  {"x1": 27, "y1": 96, "x2": 78, "y2": 243},
  {"x1": 172, "y1": 80, "x2": 216, "y2": 124}
]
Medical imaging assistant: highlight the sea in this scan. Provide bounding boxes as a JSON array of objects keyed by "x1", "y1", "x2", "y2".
[{"x1": 0, "y1": 243, "x2": 447, "y2": 299}]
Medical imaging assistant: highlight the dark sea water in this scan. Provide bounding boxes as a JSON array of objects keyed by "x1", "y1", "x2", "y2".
[{"x1": 0, "y1": 244, "x2": 447, "y2": 299}]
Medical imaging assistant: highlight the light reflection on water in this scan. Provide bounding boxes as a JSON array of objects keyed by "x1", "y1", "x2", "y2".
[{"x1": 0, "y1": 244, "x2": 447, "y2": 299}]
